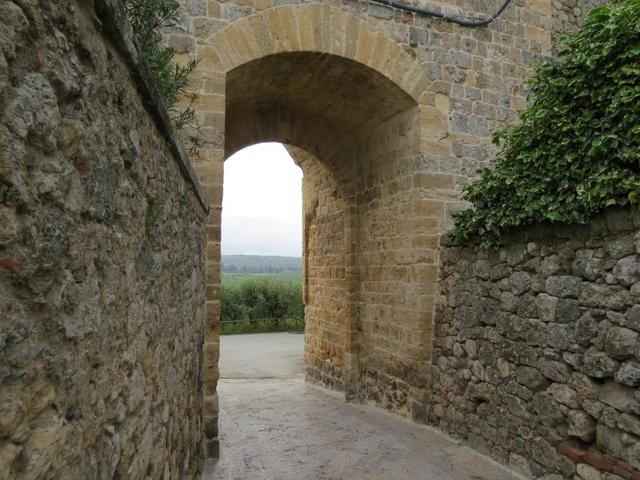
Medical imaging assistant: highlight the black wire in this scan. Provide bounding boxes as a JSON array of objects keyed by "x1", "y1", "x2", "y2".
[{"x1": 369, "y1": 0, "x2": 514, "y2": 27}]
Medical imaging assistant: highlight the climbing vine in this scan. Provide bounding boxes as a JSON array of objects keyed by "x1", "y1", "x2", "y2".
[
  {"x1": 124, "y1": 0, "x2": 198, "y2": 131},
  {"x1": 451, "y1": 0, "x2": 640, "y2": 247}
]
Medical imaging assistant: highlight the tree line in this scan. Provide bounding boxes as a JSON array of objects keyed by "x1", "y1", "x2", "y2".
[{"x1": 221, "y1": 264, "x2": 298, "y2": 274}]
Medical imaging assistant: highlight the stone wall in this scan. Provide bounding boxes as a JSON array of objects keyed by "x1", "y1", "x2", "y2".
[
  {"x1": 287, "y1": 145, "x2": 355, "y2": 392},
  {"x1": 355, "y1": 108, "x2": 432, "y2": 417},
  {"x1": 0, "y1": 0, "x2": 207, "y2": 478},
  {"x1": 434, "y1": 208, "x2": 640, "y2": 479}
]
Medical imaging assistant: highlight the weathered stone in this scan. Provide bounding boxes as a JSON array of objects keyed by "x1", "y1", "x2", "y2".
[
  {"x1": 0, "y1": 399, "x2": 22, "y2": 439},
  {"x1": 583, "y1": 399, "x2": 605, "y2": 420},
  {"x1": 548, "y1": 383, "x2": 579, "y2": 408},
  {"x1": 511, "y1": 271, "x2": 532, "y2": 296},
  {"x1": 614, "y1": 360, "x2": 640, "y2": 387},
  {"x1": 579, "y1": 284, "x2": 629, "y2": 310},
  {"x1": 569, "y1": 373, "x2": 600, "y2": 400},
  {"x1": 508, "y1": 451, "x2": 533, "y2": 478},
  {"x1": 606, "y1": 311, "x2": 627, "y2": 327},
  {"x1": 546, "y1": 275, "x2": 582, "y2": 298},
  {"x1": 600, "y1": 381, "x2": 638, "y2": 413},
  {"x1": 617, "y1": 413, "x2": 640, "y2": 437},
  {"x1": 606, "y1": 235, "x2": 635, "y2": 259},
  {"x1": 517, "y1": 293, "x2": 540, "y2": 318},
  {"x1": 545, "y1": 323, "x2": 573, "y2": 349},
  {"x1": 191, "y1": 17, "x2": 226, "y2": 38},
  {"x1": 567, "y1": 410, "x2": 596, "y2": 442},
  {"x1": 629, "y1": 442, "x2": 640, "y2": 470},
  {"x1": 0, "y1": 443, "x2": 22, "y2": 479},
  {"x1": 0, "y1": 2, "x2": 28, "y2": 59},
  {"x1": 541, "y1": 256, "x2": 561, "y2": 277},
  {"x1": 596, "y1": 423, "x2": 625, "y2": 458},
  {"x1": 516, "y1": 366, "x2": 547, "y2": 390},
  {"x1": 604, "y1": 328, "x2": 639, "y2": 360},
  {"x1": 575, "y1": 312, "x2": 600, "y2": 346},
  {"x1": 165, "y1": 34, "x2": 196, "y2": 53},
  {"x1": 625, "y1": 305, "x2": 640, "y2": 332},
  {"x1": 576, "y1": 463, "x2": 603, "y2": 480},
  {"x1": 537, "y1": 293, "x2": 559, "y2": 322},
  {"x1": 527, "y1": 437, "x2": 575, "y2": 477},
  {"x1": 612, "y1": 255, "x2": 640, "y2": 286},
  {"x1": 571, "y1": 250, "x2": 607, "y2": 281},
  {"x1": 582, "y1": 348, "x2": 620, "y2": 378},
  {"x1": 0, "y1": 206, "x2": 17, "y2": 246},
  {"x1": 3, "y1": 73, "x2": 59, "y2": 151},
  {"x1": 501, "y1": 291, "x2": 519, "y2": 313},
  {"x1": 600, "y1": 407, "x2": 620, "y2": 429},
  {"x1": 563, "y1": 351, "x2": 584, "y2": 370},
  {"x1": 555, "y1": 298, "x2": 581, "y2": 323},
  {"x1": 184, "y1": 0, "x2": 206, "y2": 15},
  {"x1": 538, "y1": 358, "x2": 572, "y2": 383}
]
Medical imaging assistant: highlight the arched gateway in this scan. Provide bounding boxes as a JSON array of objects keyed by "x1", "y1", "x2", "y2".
[
  {"x1": 183, "y1": 3, "x2": 451, "y2": 455},
  {"x1": 167, "y1": 0, "x2": 552, "y2": 458}
]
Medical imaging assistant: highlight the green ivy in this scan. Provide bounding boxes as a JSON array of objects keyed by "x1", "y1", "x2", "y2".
[
  {"x1": 124, "y1": 0, "x2": 198, "y2": 131},
  {"x1": 451, "y1": 0, "x2": 640, "y2": 248}
]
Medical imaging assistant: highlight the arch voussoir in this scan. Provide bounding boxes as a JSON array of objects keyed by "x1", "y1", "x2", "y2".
[{"x1": 200, "y1": 4, "x2": 428, "y2": 102}]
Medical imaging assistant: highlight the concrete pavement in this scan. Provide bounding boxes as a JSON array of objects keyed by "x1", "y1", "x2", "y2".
[
  {"x1": 218, "y1": 332, "x2": 305, "y2": 379},
  {"x1": 204, "y1": 333, "x2": 522, "y2": 480}
]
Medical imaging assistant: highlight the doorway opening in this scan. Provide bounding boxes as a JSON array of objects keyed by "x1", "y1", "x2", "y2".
[{"x1": 218, "y1": 142, "x2": 305, "y2": 379}]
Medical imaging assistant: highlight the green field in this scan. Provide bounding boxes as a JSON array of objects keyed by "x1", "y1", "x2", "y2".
[
  {"x1": 220, "y1": 255, "x2": 303, "y2": 334},
  {"x1": 222, "y1": 270, "x2": 302, "y2": 285}
]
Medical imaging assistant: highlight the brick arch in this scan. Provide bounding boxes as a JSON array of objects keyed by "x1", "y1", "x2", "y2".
[
  {"x1": 191, "y1": 3, "x2": 446, "y2": 461},
  {"x1": 195, "y1": 4, "x2": 431, "y2": 102}
]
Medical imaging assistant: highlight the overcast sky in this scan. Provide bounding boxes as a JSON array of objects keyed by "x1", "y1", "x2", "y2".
[{"x1": 221, "y1": 143, "x2": 303, "y2": 257}]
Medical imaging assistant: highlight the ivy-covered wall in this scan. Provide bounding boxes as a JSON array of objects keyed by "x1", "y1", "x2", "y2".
[{"x1": 452, "y1": 0, "x2": 640, "y2": 248}]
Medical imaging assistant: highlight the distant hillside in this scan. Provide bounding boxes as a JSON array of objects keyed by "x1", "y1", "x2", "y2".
[{"x1": 221, "y1": 255, "x2": 302, "y2": 273}]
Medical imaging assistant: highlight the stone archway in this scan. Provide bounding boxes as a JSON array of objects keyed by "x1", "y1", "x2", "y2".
[{"x1": 183, "y1": 4, "x2": 453, "y2": 457}]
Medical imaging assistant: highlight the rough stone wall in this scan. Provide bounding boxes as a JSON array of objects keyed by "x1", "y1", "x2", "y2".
[
  {"x1": 355, "y1": 108, "x2": 433, "y2": 418},
  {"x1": 0, "y1": 1, "x2": 207, "y2": 478},
  {"x1": 287, "y1": 145, "x2": 354, "y2": 392},
  {"x1": 434, "y1": 208, "x2": 640, "y2": 479}
]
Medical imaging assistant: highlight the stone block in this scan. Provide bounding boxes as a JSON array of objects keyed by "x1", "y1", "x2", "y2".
[
  {"x1": 615, "y1": 361, "x2": 640, "y2": 388},
  {"x1": 605, "y1": 328, "x2": 639, "y2": 361},
  {"x1": 568, "y1": 410, "x2": 596, "y2": 442},
  {"x1": 583, "y1": 348, "x2": 620, "y2": 379},
  {"x1": 546, "y1": 275, "x2": 582, "y2": 298}
]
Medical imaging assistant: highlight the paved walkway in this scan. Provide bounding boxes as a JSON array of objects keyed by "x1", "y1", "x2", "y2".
[
  {"x1": 204, "y1": 333, "x2": 521, "y2": 480},
  {"x1": 218, "y1": 332, "x2": 305, "y2": 379}
]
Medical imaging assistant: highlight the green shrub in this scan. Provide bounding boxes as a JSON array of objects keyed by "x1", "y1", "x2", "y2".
[
  {"x1": 124, "y1": 0, "x2": 198, "y2": 130},
  {"x1": 452, "y1": 0, "x2": 640, "y2": 247},
  {"x1": 220, "y1": 278, "x2": 304, "y2": 335}
]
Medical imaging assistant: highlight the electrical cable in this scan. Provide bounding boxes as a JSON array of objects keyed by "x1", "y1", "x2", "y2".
[{"x1": 368, "y1": 0, "x2": 514, "y2": 27}]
